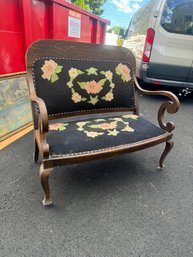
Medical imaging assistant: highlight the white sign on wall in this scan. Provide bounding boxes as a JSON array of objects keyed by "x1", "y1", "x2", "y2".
[{"x1": 68, "y1": 10, "x2": 81, "y2": 38}]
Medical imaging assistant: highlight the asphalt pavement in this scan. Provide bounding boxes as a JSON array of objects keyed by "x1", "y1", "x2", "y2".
[{"x1": 1, "y1": 92, "x2": 193, "y2": 257}]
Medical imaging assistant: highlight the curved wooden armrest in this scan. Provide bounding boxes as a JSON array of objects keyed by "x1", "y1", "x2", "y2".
[
  {"x1": 30, "y1": 95, "x2": 49, "y2": 133},
  {"x1": 134, "y1": 77, "x2": 180, "y2": 132}
]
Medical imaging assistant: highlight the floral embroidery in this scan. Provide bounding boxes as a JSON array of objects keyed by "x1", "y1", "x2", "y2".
[
  {"x1": 76, "y1": 121, "x2": 89, "y2": 127},
  {"x1": 104, "y1": 70, "x2": 113, "y2": 80},
  {"x1": 67, "y1": 68, "x2": 84, "y2": 89},
  {"x1": 76, "y1": 115, "x2": 138, "y2": 138},
  {"x1": 115, "y1": 63, "x2": 131, "y2": 82},
  {"x1": 103, "y1": 91, "x2": 114, "y2": 101},
  {"x1": 67, "y1": 65, "x2": 117, "y2": 105},
  {"x1": 41, "y1": 60, "x2": 63, "y2": 83},
  {"x1": 84, "y1": 131, "x2": 104, "y2": 138},
  {"x1": 69, "y1": 68, "x2": 80, "y2": 79},
  {"x1": 97, "y1": 123, "x2": 117, "y2": 130},
  {"x1": 76, "y1": 121, "x2": 91, "y2": 131},
  {"x1": 49, "y1": 123, "x2": 69, "y2": 131},
  {"x1": 67, "y1": 81, "x2": 73, "y2": 88},
  {"x1": 122, "y1": 114, "x2": 138, "y2": 120},
  {"x1": 48, "y1": 115, "x2": 138, "y2": 139},
  {"x1": 85, "y1": 80, "x2": 102, "y2": 94},
  {"x1": 109, "y1": 117, "x2": 124, "y2": 122},
  {"x1": 107, "y1": 129, "x2": 119, "y2": 136},
  {"x1": 71, "y1": 88, "x2": 87, "y2": 103},
  {"x1": 41, "y1": 60, "x2": 132, "y2": 105},
  {"x1": 71, "y1": 92, "x2": 82, "y2": 103},
  {"x1": 122, "y1": 126, "x2": 134, "y2": 132},
  {"x1": 88, "y1": 95, "x2": 99, "y2": 105},
  {"x1": 86, "y1": 67, "x2": 98, "y2": 75}
]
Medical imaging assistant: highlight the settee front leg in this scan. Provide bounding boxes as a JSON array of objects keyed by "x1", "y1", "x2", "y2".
[
  {"x1": 39, "y1": 164, "x2": 53, "y2": 206},
  {"x1": 158, "y1": 140, "x2": 174, "y2": 170}
]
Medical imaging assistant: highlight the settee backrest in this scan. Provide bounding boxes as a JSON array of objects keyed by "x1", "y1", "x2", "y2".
[{"x1": 26, "y1": 40, "x2": 137, "y2": 117}]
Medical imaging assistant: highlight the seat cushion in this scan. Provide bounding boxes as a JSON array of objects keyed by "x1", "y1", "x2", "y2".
[{"x1": 47, "y1": 112, "x2": 166, "y2": 157}]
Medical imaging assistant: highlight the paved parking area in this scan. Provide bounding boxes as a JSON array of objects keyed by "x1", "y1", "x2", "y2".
[{"x1": 1, "y1": 93, "x2": 193, "y2": 257}]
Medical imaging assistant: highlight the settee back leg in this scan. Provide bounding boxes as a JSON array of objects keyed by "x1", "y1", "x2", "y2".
[
  {"x1": 39, "y1": 164, "x2": 53, "y2": 206},
  {"x1": 158, "y1": 139, "x2": 174, "y2": 170},
  {"x1": 33, "y1": 137, "x2": 39, "y2": 162}
]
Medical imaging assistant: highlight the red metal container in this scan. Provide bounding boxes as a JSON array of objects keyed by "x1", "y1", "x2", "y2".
[{"x1": 0, "y1": 0, "x2": 110, "y2": 75}]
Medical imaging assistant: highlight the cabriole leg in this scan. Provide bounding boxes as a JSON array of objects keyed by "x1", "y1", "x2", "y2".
[
  {"x1": 33, "y1": 138, "x2": 39, "y2": 162},
  {"x1": 158, "y1": 140, "x2": 174, "y2": 170},
  {"x1": 39, "y1": 164, "x2": 53, "y2": 206}
]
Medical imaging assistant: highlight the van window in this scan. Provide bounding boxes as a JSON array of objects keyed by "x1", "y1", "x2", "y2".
[
  {"x1": 161, "y1": 0, "x2": 193, "y2": 35},
  {"x1": 126, "y1": 0, "x2": 155, "y2": 37}
]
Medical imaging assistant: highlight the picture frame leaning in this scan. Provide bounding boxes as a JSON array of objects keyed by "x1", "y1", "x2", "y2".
[{"x1": 0, "y1": 72, "x2": 32, "y2": 142}]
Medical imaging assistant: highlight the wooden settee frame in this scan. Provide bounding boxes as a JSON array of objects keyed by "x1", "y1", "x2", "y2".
[{"x1": 26, "y1": 40, "x2": 180, "y2": 206}]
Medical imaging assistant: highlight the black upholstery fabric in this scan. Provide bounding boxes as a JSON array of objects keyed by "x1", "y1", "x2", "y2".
[
  {"x1": 32, "y1": 58, "x2": 136, "y2": 116},
  {"x1": 46, "y1": 112, "x2": 166, "y2": 157}
]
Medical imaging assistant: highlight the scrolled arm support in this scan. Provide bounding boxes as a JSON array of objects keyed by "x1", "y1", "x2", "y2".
[
  {"x1": 42, "y1": 143, "x2": 50, "y2": 159},
  {"x1": 30, "y1": 95, "x2": 49, "y2": 133},
  {"x1": 30, "y1": 94, "x2": 50, "y2": 159},
  {"x1": 134, "y1": 77, "x2": 180, "y2": 133},
  {"x1": 158, "y1": 102, "x2": 175, "y2": 132}
]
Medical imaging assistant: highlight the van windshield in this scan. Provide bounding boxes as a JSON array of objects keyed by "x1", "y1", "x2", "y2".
[{"x1": 161, "y1": 0, "x2": 193, "y2": 35}]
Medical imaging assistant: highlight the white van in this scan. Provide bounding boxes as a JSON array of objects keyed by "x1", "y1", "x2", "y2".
[{"x1": 123, "y1": 0, "x2": 193, "y2": 89}]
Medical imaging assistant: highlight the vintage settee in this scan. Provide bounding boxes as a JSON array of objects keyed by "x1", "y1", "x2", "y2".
[{"x1": 26, "y1": 40, "x2": 180, "y2": 205}]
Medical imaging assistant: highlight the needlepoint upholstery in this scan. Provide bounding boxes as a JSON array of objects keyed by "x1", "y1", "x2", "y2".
[
  {"x1": 47, "y1": 112, "x2": 165, "y2": 157},
  {"x1": 32, "y1": 58, "x2": 136, "y2": 116}
]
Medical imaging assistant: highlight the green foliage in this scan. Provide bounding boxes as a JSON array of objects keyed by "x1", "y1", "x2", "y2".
[
  {"x1": 77, "y1": 82, "x2": 86, "y2": 89},
  {"x1": 88, "y1": 95, "x2": 99, "y2": 105},
  {"x1": 107, "y1": 26, "x2": 125, "y2": 35},
  {"x1": 85, "y1": 0, "x2": 106, "y2": 15},
  {"x1": 71, "y1": 0, "x2": 106, "y2": 16},
  {"x1": 51, "y1": 73, "x2": 59, "y2": 83},
  {"x1": 98, "y1": 78, "x2": 106, "y2": 86},
  {"x1": 71, "y1": 0, "x2": 89, "y2": 10},
  {"x1": 55, "y1": 65, "x2": 63, "y2": 73}
]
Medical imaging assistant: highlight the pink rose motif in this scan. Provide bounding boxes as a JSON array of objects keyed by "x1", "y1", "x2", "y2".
[
  {"x1": 98, "y1": 123, "x2": 117, "y2": 130},
  {"x1": 41, "y1": 60, "x2": 58, "y2": 80},
  {"x1": 117, "y1": 63, "x2": 131, "y2": 82},
  {"x1": 85, "y1": 80, "x2": 102, "y2": 94},
  {"x1": 49, "y1": 123, "x2": 64, "y2": 131}
]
